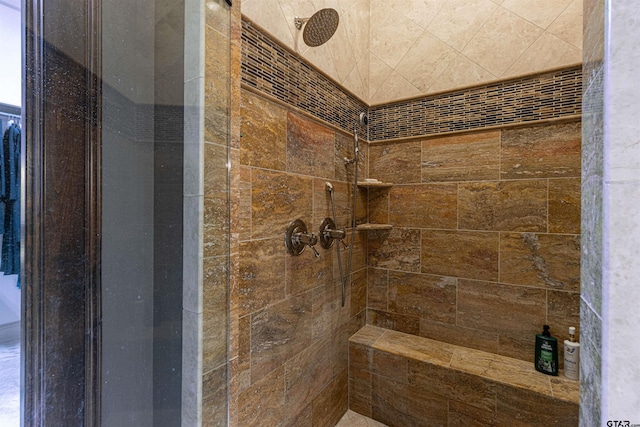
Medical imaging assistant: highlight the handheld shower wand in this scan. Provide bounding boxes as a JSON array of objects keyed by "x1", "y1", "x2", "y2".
[{"x1": 332, "y1": 112, "x2": 368, "y2": 306}]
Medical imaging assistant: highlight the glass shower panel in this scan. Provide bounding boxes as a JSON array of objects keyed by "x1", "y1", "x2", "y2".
[
  {"x1": 100, "y1": 0, "x2": 211, "y2": 425},
  {"x1": 100, "y1": 0, "x2": 231, "y2": 424}
]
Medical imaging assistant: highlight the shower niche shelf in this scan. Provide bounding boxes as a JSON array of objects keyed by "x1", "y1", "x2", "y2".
[
  {"x1": 357, "y1": 181, "x2": 393, "y2": 189},
  {"x1": 356, "y1": 223, "x2": 393, "y2": 231},
  {"x1": 356, "y1": 180, "x2": 394, "y2": 231}
]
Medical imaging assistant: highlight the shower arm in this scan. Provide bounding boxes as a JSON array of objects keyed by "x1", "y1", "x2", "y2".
[{"x1": 294, "y1": 17, "x2": 308, "y2": 29}]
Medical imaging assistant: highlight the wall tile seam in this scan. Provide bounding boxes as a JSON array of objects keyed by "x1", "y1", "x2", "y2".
[
  {"x1": 368, "y1": 266, "x2": 580, "y2": 292},
  {"x1": 582, "y1": 64, "x2": 604, "y2": 96},
  {"x1": 580, "y1": 295, "x2": 604, "y2": 321},
  {"x1": 237, "y1": 286, "x2": 362, "y2": 317},
  {"x1": 370, "y1": 225, "x2": 578, "y2": 236},
  {"x1": 368, "y1": 116, "x2": 582, "y2": 146},
  {"x1": 242, "y1": 163, "x2": 355, "y2": 183},
  {"x1": 380, "y1": 177, "x2": 581, "y2": 186},
  {"x1": 203, "y1": 360, "x2": 229, "y2": 377},
  {"x1": 204, "y1": 140, "x2": 230, "y2": 149}
]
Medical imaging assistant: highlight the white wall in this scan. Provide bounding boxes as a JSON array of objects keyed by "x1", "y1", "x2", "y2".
[
  {"x1": 602, "y1": 0, "x2": 640, "y2": 420},
  {"x1": 0, "y1": 275, "x2": 19, "y2": 324},
  {"x1": 0, "y1": 0, "x2": 22, "y2": 106}
]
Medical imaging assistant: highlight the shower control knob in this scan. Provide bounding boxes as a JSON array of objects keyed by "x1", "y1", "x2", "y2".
[
  {"x1": 319, "y1": 218, "x2": 345, "y2": 249},
  {"x1": 284, "y1": 219, "x2": 320, "y2": 257}
]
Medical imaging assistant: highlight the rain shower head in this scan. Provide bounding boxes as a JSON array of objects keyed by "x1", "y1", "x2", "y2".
[{"x1": 294, "y1": 8, "x2": 339, "y2": 47}]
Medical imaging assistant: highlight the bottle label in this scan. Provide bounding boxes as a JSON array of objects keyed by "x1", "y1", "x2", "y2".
[{"x1": 538, "y1": 345, "x2": 556, "y2": 373}]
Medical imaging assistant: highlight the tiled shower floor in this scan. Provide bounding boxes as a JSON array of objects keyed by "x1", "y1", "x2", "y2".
[
  {"x1": 336, "y1": 410, "x2": 388, "y2": 427},
  {"x1": 0, "y1": 339, "x2": 20, "y2": 426}
]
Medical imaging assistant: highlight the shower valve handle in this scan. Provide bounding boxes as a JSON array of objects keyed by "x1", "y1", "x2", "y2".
[
  {"x1": 293, "y1": 232, "x2": 320, "y2": 258},
  {"x1": 285, "y1": 219, "x2": 320, "y2": 257}
]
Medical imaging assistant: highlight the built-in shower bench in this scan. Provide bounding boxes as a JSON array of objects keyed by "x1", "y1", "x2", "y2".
[{"x1": 348, "y1": 325, "x2": 579, "y2": 426}]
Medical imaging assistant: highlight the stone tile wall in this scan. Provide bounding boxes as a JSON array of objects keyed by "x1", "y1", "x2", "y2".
[
  {"x1": 232, "y1": 89, "x2": 369, "y2": 427},
  {"x1": 366, "y1": 120, "x2": 582, "y2": 365},
  {"x1": 349, "y1": 325, "x2": 579, "y2": 426},
  {"x1": 201, "y1": 2, "x2": 234, "y2": 425}
]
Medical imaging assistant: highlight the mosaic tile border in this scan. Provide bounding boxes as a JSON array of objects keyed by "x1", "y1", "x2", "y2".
[
  {"x1": 241, "y1": 18, "x2": 582, "y2": 142},
  {"x1": 241, "y1": 19, "x2": 368, "y2": 137},
  {"x1": 369, "y1": 66, "x2": 582, "y2": 141}
]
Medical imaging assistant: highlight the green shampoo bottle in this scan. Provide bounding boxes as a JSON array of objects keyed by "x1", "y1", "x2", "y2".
[{"x1": 535, "y1": 325, "x2": 558, "y2": 376}]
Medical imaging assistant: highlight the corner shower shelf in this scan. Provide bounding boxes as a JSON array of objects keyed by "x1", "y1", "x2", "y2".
[
  {"x1": 356, "y1": 181, "x2": 394, "y2": 231},
  {"x1": 356, "y1": 223, "x2": 393, "y2": 231},
  {"x1": 357, "y1": 181, "x2": 393, "y2": 189}
]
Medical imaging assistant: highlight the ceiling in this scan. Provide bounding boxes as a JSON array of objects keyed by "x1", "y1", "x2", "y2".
[{"x1": 241, "y1": 0, "x2": 582, "y2": 105}]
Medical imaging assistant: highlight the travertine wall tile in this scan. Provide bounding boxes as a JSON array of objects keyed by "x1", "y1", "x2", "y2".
[
  {"x1": 349, "y1": 376, "x2": 372, "y2": 417},
  {"x1": 349, "y1": 326, "x2": 578, "y2": 426},
  {"x1": 237, "y1": 314, "x2": 251, "y2": 393},
  {"x1": 408, "y1": 359, "x2": 497, "y2": 413},
  {"x1": 367, "y1": 268, "x2": 388, "y2": 312},
  {"x1": 388, "y1": 183, "x2": 458, "y2": 229},
  {"x1": 238, "y1": 237, "x2": 285, "y2": 316},
  {"x1": 421, "y1": 230, "x2": 499, "y2": 281},
  {"x1": 351, "y1": 269, "x2": 368, "y2": 317},
  {"x1": 498, "y1": 333, "x2": 536, "y2": 363},
  {"x1": 285, "y1": 236, "x2": 333, "y2": 297},
  {"x1": 367, "y1": 187, "x2": 389, "y2": 225},
  {"x1": 203, "y1": 255, "x2": 229, "y2": 371},
  {"x1": 250, "y1": 292, "x2": 313, "y2": 384},
  {"x1": 203, "y1": 364, "x2": 229, "y2": 427},
  {"x1": 387, "y1": 271, "x2": 457, "y2": 324},
  {"x1": 368, "y1": 228, "x2": 421, "y2": 272},
  {"x1": 448, "y1": 400, "x2": 497, "y2": 427},
  {"x1": 421, "y1": 131, "x2": 501, "y2": 182},
  {"x1": 204, "y1": 193, "x2": 230, "y2": 258},
  {"x1": 501, "y1": 122, "x2": 581, "y2": 179},
  {"x1": 204, "y1": 142, "x2": 228, "y2": 195},
  {"x1": 372, "y1": 374, "x2": 448, "y2": 426},
  {"x1": 251, "y1": 168, "x2": 313, "y2": 239},
  {"x1": 236, "y1": 19, "x2": 583, "y2": 422},
  {"x1": 311, "y1": 370, "x2": 348, "y2": 427},
  {"x1": 457, "y1": 279, "x2": 547, "y2": 336},
  {"x1": 284, "y1": 339, "x2": 333, "y2": 424},
  {"x1": 287, "y1": 112, "x2": 336, "y2": 179},
  {"x1": 285, "y1": 405, "x2": 312, "y2": 427},
  {"x1": 313, "y1": 178, "x2": 351, "y2": 230},
  {"x1": 240, "y1": 91, "x2": 287, "y2": 171},
  {"x1": 369, "y1": 141, "x2": 421, "y2": 184},
  {"x1": 367, "y1": 309, "x2": 420, "y2": 336},
  {"x1": 499, "y1": 232, "x2": 581, "y2": 291},
  {"x1": 418, "y1": 319, "x2": 499, "y2": 355},
  {"x1": 495, "y1": 384, "x2": 579, "y2": 424},
  {"x1": 205, "y1": 26, "x2": 230, "y2": 146},
  {"x1": 335, "y1": 130, "x2": 368, "y2": 184},
  {"x1": 458, "y1": 180, "x2": 548, "y2": 232},
  {"x1": 372, "y1": 349, "x2": 409, "y2": 384},
  {"x1": 235, "y1": 89, "x2": 364, "y2": 425},
  {"x1": 549, "y1": 177, "x2": 581, "y2": 234},
  {"x1": 238, "y1": 166, "x2": 252, "y2": 241},
  {"x1": 238, "y1": 366, "x2": 285, "y2": 427},
  {"x1": 547, "y1": 290, "x2": 581, "y2": 344}
]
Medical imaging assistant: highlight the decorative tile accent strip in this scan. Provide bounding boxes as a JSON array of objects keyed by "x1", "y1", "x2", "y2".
[
  {"x1": 241, "y1": 19, "x2": 367, "y2": 136},
  {"x1": 241, "y1": 18, "x2": 582, "y2": 142},
  {"x1": 369, "y1": 66, "x2": 582, "y2": 141}
]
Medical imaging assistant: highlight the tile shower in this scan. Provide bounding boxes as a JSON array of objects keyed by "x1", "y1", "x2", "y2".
[{"x1": 216, "y1": 13, "x2": 583, "y2": 426}]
